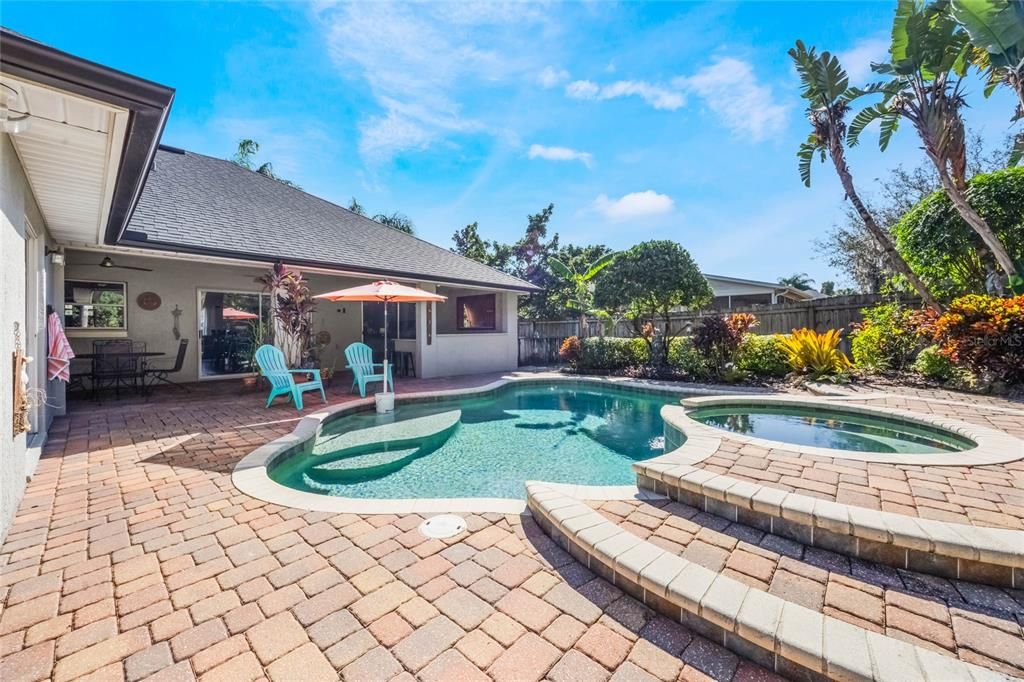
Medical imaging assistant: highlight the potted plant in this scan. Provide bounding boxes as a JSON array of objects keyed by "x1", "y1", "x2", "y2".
[{"x1": 243, "y1": 318, "x2": 271, "y2": 389}]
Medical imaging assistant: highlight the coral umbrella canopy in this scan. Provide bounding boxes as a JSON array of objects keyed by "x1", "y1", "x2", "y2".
[
  {"x1": 222, "y1": 307, "x2": 259, "y2": 320},
  {"x1": 313, "y1": 281, "x2": 446, "y2": 401},
  {"x1": 313, "y1": 280, "x2": 447, "y2": 303}
]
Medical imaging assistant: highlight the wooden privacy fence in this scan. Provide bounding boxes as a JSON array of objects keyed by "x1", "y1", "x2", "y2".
[{"x1": 518, "y1": 293, "x2": 915, "y2": 365}]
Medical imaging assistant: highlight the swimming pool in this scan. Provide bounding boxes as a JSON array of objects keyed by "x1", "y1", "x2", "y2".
[
  {"x1": 268, "y1": 383, "x2": 674, "y2": 500},
  {"x1": 688, "y1": 404, "x2": 974, "y2": 454}
]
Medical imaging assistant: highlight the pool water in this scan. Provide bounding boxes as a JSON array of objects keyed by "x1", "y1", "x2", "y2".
[
  {"x1": 269, "y1": 383, "x2": 674, "y2": 500},
  {"x1": 689, "y1": 405, "x2": 973, "y2": 454}
]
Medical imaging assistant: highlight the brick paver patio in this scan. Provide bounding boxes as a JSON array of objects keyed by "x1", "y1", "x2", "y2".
[
  {"x1": 692, "y1": 393, "x2": 1024, "y2": 529},
  {"x1": 0, "y1": 375, "x2": 1020, "y2": 680},
  {"x1": 589, "y1": 498, "x2": 1024, "y2": 676},
  {"x1": 0, "y1": 375, "x2": 781, "y2": 681}
]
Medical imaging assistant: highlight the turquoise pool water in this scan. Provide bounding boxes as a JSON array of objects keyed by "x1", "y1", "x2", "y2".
[
  {"x1": 689, "y1": 405, "x2": 973, "y2": 454},
  {"x1": 269, "y1": 383, "x2": 673, "y2": 500}
]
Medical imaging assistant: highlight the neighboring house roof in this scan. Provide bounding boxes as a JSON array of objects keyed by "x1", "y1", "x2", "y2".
[
  {"x1": 0, "y1": 27, "x2": 175, "y2": 244},
  {"x1": 120, "y1": 147, "x2": 539, "y2": 292},
  {"x1": 704, "y1": 273, "x2": 819, "y2": 301}
]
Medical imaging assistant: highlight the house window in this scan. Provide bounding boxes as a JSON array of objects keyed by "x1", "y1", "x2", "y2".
[
  {"x1": 64, "y1": 280, "x2": 126, "y2": 330},
  {"x1": 456, "y1": 294, "x2": 496, "y2": 330}
]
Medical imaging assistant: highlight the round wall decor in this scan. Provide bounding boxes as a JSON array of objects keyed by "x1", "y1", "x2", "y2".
[
  {"x1": 137, "y1": 292, "x2": 162, "y2": 311},
  {"x1": 316, "y1": 330, "x2": 331, "y2": 345}
]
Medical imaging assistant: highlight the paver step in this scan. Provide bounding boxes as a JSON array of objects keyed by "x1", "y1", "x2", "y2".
[
  {"x1": 590, "y1": 497, "x2": 1024, "y2": 678},
  {"x1": 526, "y1": 481, "x2": 1018, "y2": 682},
  {"x1": 635, "y1": 410, "x2": 1024, "y2": 588}
]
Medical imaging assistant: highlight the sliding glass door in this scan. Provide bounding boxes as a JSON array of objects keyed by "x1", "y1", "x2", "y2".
[
  {"x1": 362, "y1": 302, "x2": 416, "y2": 362},
  {"x1": 198, "y1": 290, "x2": 271, "y2": 378}
]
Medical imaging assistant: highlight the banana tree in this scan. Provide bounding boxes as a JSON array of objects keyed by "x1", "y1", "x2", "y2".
[
  {"x1": 547, "y1": 252, "x2": 617, "y2": 338},
  {"x1": 849, "y1": 0, "x2": 1020, "y2": 282},
  {"x1": 950, "y1": 0, "x2": 1024, "y2": 164},
  {"x1": 789, "y1": 40, "x2": 942, "y2": 311}
]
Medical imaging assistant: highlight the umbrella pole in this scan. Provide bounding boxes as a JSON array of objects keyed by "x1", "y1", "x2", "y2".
[{"x1": 382, "y1": 300, "x2": 389, "y2": 393}]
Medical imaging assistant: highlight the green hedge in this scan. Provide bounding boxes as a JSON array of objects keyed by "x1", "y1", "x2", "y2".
[
  {"x1": 576, "y1": 337, "x2": 648, "y2": 371},
  {"x1": 575, "y1": 334, "x2": 786, "y2": 379},
  {"x1": 736, "y1": 334, "x2": 789, "y2": 377}
]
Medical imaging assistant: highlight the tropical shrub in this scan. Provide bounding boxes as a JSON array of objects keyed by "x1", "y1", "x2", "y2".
[
  {"x1": 667, "y1": 336, "x2": 709, "y2": 378},
  {"x1": 893, "y1": 168, "x2": 1024, "y2": 298},
  {"x1": 915, "y1": 295, "x2": 1024, "y2": 385},
  {"x1": 912, "y1": 345, "x2": 954, "y2": 380},
  {"x1": 737, "y1": 335, "x2": 790, "y2": 377},
  {"x1": 576, "y1": 337, "x2": 648, "y2": 371},
  {"x1": 558, "y1": 336, "x2": 581, "y2": 364},
  {"x1": 693, "y1": 313, "x2": 759, "y2": 377},
  {"x1": 257, "y1": 263, "x2": 317, "y2": 368},
  {"x1": 850, "y1": 303, "x2": 919, "y2": 372},
  {"x1": 776, "y1": 328, "x2": 853, "y2": 379},
  {"x1": 593, "y1": 240, "x2": 712, "y2": 367}
]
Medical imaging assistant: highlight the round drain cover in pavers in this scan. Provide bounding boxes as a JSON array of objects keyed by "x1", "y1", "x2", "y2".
[{"x1": 419, "y1": 514, "x2": 467, "y2": 539}]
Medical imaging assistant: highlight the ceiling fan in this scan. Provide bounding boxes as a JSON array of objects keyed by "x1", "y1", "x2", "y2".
[{"x1": 98, "y1": 256, "x2": 152, "y2": 272}]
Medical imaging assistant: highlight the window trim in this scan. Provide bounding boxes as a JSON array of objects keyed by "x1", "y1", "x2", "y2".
[{"x1": 64, "y1": 278, "x2": 128, "y2": 331}]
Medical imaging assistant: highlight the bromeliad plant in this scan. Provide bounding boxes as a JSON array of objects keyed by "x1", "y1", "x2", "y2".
[{"x1": 776, "y1": 328, "x2": 854, "y2": 380}]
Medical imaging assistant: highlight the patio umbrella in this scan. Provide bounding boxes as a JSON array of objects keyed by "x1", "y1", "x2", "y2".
[{"x1": 314, "y1": 281, "x2": 446, "y2": 396}]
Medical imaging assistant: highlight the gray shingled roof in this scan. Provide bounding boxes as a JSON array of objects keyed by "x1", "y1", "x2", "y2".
[{"x1": 123, "y1": 147, "x2": 537, "y2": 291}]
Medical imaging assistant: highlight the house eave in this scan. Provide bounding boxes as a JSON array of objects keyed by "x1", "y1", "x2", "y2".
[{"x1": 0, "y1": 28, "x2": 175, "y2": 246}]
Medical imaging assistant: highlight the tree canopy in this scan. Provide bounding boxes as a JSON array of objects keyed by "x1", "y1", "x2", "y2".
[
  {"x1": 894, "y1": 166, "x2": 1024, "y2": 297},
  {"x1": 593, "y1": 240, "x2": 712, "y2": 331}
]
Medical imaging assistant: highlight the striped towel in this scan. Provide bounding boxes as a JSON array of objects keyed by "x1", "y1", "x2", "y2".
[{"x1": 47, "y1": 311, "x2": 75, "y2": 382}]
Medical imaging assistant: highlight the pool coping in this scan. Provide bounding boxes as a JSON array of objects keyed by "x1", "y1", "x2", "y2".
[
  {"x1": 672, "y1": 394, "x2": 1024, "y2": 465},
  {"x1": 231, "y1": 373, "x2": 754, "y2": 515}
]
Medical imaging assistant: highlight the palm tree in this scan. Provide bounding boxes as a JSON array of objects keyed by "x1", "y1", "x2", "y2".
[
  {"x1": 778, "y1": 272, "x2": 815, "y2": 291},
  {"x1": 230, "y1": 139, "x2": 301, "y2": 189},
  {"x1": 849, "y1": 0, "x2": 1019, "y2": 281},
  {"x1": 789, "y1": 40, "x2": 943, "y2": 311},
  {"x1": 547, "y1": 252, "x2": 617, "y2": 338},
  {"x1": 950, "y1": 0, "x2": 1024, "y2": 164}
]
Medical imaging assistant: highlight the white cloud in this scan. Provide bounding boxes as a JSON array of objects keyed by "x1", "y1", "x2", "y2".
[
  {"x1": 312, "y1": 2, "x2": 546, "y2": 162},
  {"x1": 528, "y1": 144, "x2": 593, "y2": 167},
  {"x1": 837, "y1": 37, "x2": 889, "y2": 84},
  {"x1": 674, "y1": 58, "x2": 789, "y2": 141},
  {"x1": 566, "y1": 79, "x2": 684, "y2": 110},
  {"x1": 566, "y1": 79, "x2": 600, "y2": 99},
  {"x1": 594, "y1": 190, "x2": 675, "y2": 221},
  {"x1": 538, "y1": 66, "x2": 570, "y2": 88}
]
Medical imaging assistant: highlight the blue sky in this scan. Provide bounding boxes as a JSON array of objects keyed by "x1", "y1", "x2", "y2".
[{"x1": 5, "y1": 1, "x2": 1017, "y2": 288}]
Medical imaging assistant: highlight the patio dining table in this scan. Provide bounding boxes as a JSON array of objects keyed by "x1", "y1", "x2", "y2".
[{"x1": 74, "y1": 351, "x2": 166, "y2": 399}]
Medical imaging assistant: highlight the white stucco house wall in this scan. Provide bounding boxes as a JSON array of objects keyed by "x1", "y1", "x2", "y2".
[
  {"x1": 0, "y1": 29, "x2": 534, "y2": 542},
  {"x1": 703, "y1": 274, "x2": 819, "y2": 309}
]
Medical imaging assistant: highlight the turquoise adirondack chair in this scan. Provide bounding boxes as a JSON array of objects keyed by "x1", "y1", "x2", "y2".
[
  {"x1": 345, "y1": 342, "x2": 393, "y2": 398},
  {"x1": 254, "y1": 345, "x2": 326, "y2": 410}
]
